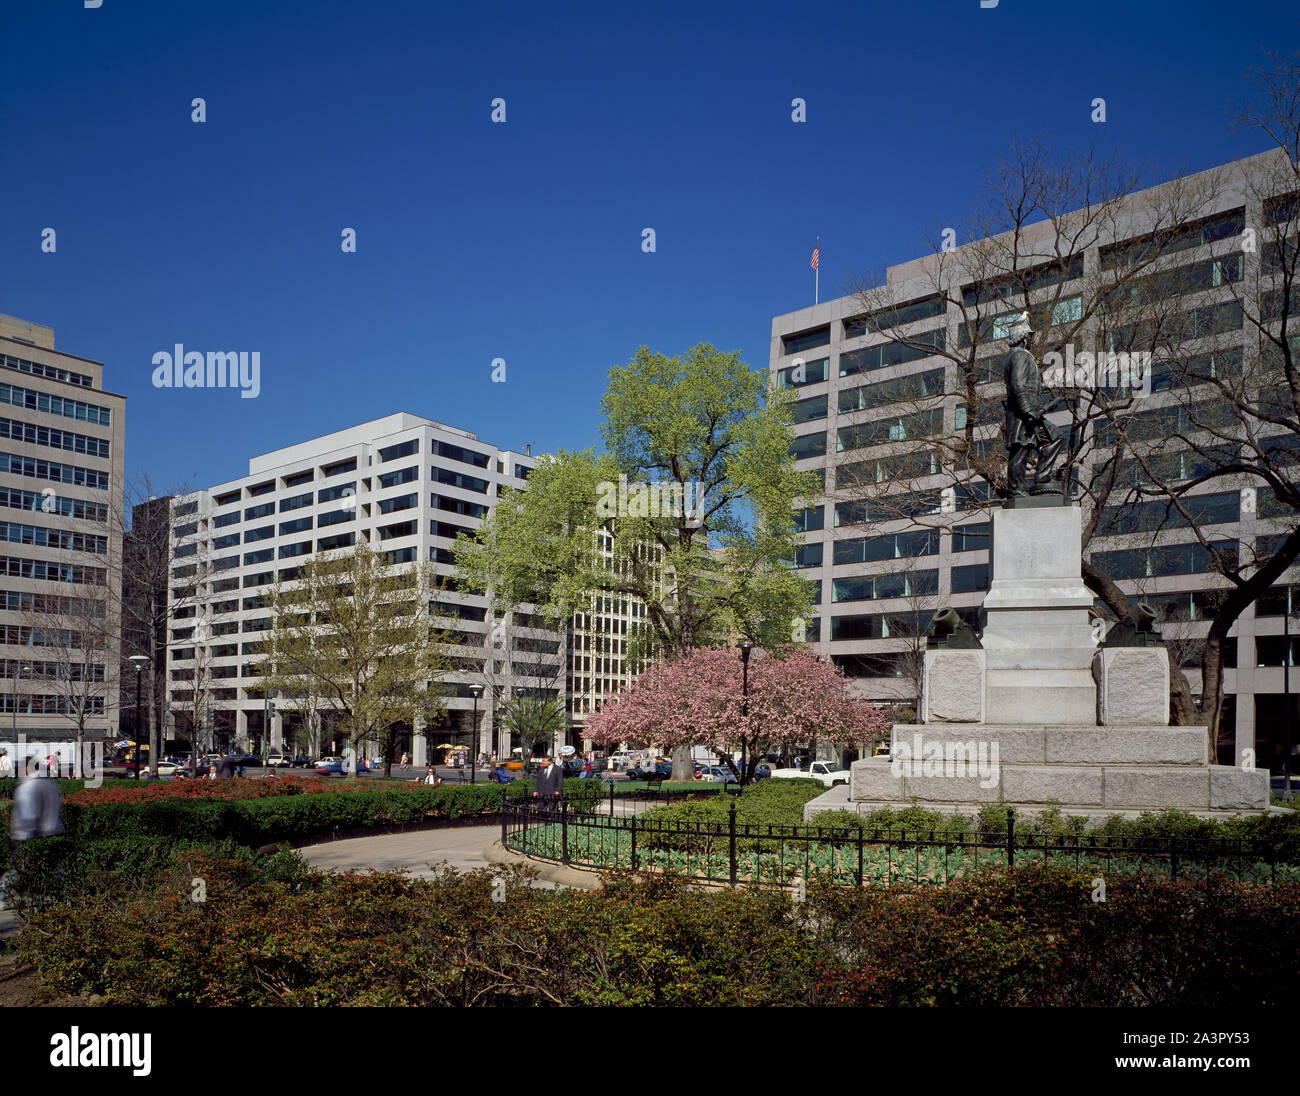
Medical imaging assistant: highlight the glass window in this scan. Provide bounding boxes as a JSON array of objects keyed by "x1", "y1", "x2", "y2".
[
  {"x1": 951, "y1": 563, "x2": 989, "y2": 593},
  {"x1": 432, "y1": 440, "x2": 491, "y2": 469},
  {"x1": 279, "y1": 492, "x2": 313, "y2": 512},
  {"x1": 790, "y1": 432, "x2": 827, "y2": 460},
  {"x1": 378, "y1": 439, "x2": 419, "y2": 462},
  {"x1": 379, "y1": 465, "x2": 419, "y2": 489},
  {"x1": 783, "y1": 326, "x2": 830, "y2": 355},
  {"x1": 793, "y1": 394, "x2": 828, "y2": 424},
  {"x1": 776, "y1": 357, "x2": 829, "y2": 389}
]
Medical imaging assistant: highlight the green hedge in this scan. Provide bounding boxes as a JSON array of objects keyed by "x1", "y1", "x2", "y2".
[
  {"x1": 0, "y1": 778, "x2": 86, "y2": 799},
  {"x1": 6, "y1": 777, "x2": 604, "y2": 848},
  {"x1": 18, "y1": 858, "x2": 1300, "y2": 1006},
  {"x1": 0, "y1": 835, "x2": 259, "y2": 914}
]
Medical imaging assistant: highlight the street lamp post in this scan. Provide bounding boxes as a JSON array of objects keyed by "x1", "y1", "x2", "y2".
[
  {"x1": 739, "y1": 640, "x2": 753, "y2": 782},
  {"x1": 469, "y1": 684, "x2": 484, "y2": 785},
  {"x1": 1285, "y1": 609, "x2": 1295, "y2": 802},
  {"x1": 128, "y1": 655, "x2": 150, "y2": 779}
]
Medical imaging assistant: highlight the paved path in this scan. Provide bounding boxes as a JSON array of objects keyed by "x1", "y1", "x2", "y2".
[{"x1": 299, "y1": 824, "x2": 505, "y2": 878}]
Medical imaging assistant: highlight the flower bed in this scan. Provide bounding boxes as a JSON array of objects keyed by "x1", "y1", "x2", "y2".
[{"x1": 64, "y1": 775, "x2": 350, "y2": 806}]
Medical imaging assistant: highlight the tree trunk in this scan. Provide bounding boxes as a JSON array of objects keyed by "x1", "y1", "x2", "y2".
[
  {"x1": 1169, "y1": 661, "x2": 1199, "y2": 727},
  {"x1": 1200, "y1": 633, "x2": 1226, "y2": 765}
]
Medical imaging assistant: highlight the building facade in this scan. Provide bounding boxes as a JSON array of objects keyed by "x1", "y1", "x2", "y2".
[
  {"x1": 0, "y1": 314, "x2": 125, "y2": 753},
  {"x1": 165, "y1": 413, "x2": 551, "y2": 765},
  {"x1": 771, "y1": 150, "x2": 1299, "y2": 772}
]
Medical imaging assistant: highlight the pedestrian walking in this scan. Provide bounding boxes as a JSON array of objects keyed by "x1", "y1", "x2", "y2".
[
  {"x1": 216, "y1": 753, "x2": 235, "y2": 779},
  {"x1": 10, "y1": 760, "x2": 65, "y2": 841}
]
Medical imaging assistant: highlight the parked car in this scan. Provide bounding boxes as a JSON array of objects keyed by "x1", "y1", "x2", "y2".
[
  {"x1": 768, "y1": 760, "x2": 851, "y2": 787},
  {"x1": 698, "y1": 765, "x2": 738, "y2": 784},
  {"x1": 289, "y1": 756, "x2": 314, "y2": 768},
  {"x1": 626, "y1": 760, "x2": 673, "y2": 781},
  {"x1": 265, "y1": 751, "x2": 291, "y2": 768},
  {"x1": 753, "y1": 763, "x2": 773, "y2": 779},
  {"x1": 561, "y1": 757, "x2": 585, "y2": 776}
]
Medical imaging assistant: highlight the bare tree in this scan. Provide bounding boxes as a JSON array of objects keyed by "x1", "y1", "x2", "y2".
[{"x1": 835, "y1": 101, "x2": 1300, "y2": 754}]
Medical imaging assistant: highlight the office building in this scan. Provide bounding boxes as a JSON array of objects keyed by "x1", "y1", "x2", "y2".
[
  {"x1": 771, "y1": 149, "x2": 1298, "y2": 771},
  {"x1": 0, "y1": 314, "x2": 125, "y2": 751},
  {"x1": 165, "y1": 413, "x2": 551, "y2": 765}
]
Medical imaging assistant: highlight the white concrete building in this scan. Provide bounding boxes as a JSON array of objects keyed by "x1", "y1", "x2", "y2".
[{"x1": 165, "y1": 413, "x2": 555, "y2": 765}]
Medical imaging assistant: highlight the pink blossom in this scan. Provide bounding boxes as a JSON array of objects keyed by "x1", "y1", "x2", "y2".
[{"x1": 585, "y1": 646, "x2": 887, "y2": 761}]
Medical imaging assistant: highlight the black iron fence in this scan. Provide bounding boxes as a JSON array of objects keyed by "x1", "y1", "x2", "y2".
[{"x1": 501, "y1": 794, "x2": 1294, "y2": 888}]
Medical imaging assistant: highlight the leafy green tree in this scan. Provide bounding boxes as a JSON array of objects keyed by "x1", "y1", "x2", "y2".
[
  {"x1": 500, "y1": 692, "x2": 568, "y2": 765},
  {"x1": 455, "y1": 343, "x2": 820, "y2": 780},
  {"x1": 259, "y1": 541, "x2": 456, "y2": 777}
]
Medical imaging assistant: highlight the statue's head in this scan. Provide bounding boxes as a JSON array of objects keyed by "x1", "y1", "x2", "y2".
[{"x1": 1005, "y1": 311, "x2": 1033, "y2": 347}]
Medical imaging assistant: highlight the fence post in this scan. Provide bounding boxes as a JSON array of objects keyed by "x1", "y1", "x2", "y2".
[
  {"x1": 1170, "y1": 835, "x2": 1178, "y2": 880},
  {"x1": 609, "y1": 779, "x2": 615, "y2": 818},
  {"x1": 630, "y1": 812, "x2": 638, "y2": 872},
  {"x1": 855, "y1": 824, "x2": 864, "y2": 887},
  {"x1": 561, "y1": 796, "x2": 569, "y2": 865},
  {"x1": 728, "y1": 799, "x2": 738, "y2": 886},
  {"x1": 1005, "y1": 807, "x2": 1016, "y2": 868},
  {"x1": 500, "y1": 786, "x2": 508, "y2": 846}
]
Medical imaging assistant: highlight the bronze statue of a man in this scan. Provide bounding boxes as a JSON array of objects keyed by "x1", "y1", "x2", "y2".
[{"x1": 1002, "y1": 312, "x2": 1064, "y2": 496}]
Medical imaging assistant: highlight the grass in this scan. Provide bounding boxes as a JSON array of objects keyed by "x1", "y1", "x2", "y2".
[{"x1": 514, "y1": 820, "x2": 1300, "y2": 887}]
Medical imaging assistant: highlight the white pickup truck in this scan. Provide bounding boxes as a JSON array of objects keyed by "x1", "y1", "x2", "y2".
[{"x1": 768, "y1": 760, "x2": 851, "y2": 787}]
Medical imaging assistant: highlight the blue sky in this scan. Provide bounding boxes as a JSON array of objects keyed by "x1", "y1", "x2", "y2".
[{"x1": 1, "y1": 0, "x2": 1295, "y2": 499}]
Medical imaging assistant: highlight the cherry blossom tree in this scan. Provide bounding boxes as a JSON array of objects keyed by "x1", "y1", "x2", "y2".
[{"x1": 585, "y1": 645, "x2": 887, "y2": 784}]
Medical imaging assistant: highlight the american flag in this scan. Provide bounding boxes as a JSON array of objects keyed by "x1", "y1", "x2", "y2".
[{"x1": 810, "y1": 242, "x2": 820, "y2": 270}]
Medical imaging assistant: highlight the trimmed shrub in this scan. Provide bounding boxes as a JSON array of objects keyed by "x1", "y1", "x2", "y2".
[{"x1": 18, "y1": 859, "x2": 1300, "y2": 1006}]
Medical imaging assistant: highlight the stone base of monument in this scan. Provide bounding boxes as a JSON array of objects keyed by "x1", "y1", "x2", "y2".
[
  {"x1": 871, "y1": 502, "x2": 1274, "y2": 824},
  {"x1": 800, "y1": 723, "x2": 1271, "y2": 822},
  {"x1": 1093, "y1": 647, "x2": 1169, "y2": 724},
  {"x1": 980, "y1": 505, "x2": 1098, "y2": 725}
]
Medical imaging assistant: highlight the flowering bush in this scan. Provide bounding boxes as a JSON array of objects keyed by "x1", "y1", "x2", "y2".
[
  {"x1": 65, "y1": 775, "x2": 345, "y2": 807},
  {"x1": 585, "y1": 645, "x2": 887, "y2": 781}
]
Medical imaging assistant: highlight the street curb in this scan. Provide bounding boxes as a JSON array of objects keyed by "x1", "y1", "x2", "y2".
[{"x1": 482, "y1": 841, "x2": 604, "y2": 890}]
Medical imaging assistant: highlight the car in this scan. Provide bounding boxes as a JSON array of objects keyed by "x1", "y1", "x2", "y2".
[
  {"x1": 289, "y1": 756, "x2": 314, "y2": 768},
  {"x1": 626, "y1": 760, "x2": 673, "y2": 781},
  {"x1": 489, "y1": 767, "x2": 517, "y2": 783},
  {"x1": 560, "y1": 757, "x2": 585, "y2": 776},
  {"x1": 265, "y1": 751, "x2": 291, "y2": 768},
  {"x1": 698, "y1": 765, "x2": 738, "y2": 784},
  {"x1": 151, "y1": 760, "x2": 183, "y2": 776},
  {"x1": 753, "y1": 763, "x2": 773, "y2": 780},
  {"x1": 768, "y1": 760, "x2": 851, "y2": 787},
  {"x1": 314, "y1": 757, "x2": 347, "y2": 775}
]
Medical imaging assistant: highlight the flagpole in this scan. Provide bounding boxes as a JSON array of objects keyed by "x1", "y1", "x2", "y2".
[{"x1": 815, "y1": 235, "x2": 820, "y2": 305}]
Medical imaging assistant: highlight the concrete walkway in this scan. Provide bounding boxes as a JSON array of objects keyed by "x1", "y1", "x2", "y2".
[
  {"x1": 299, "y1": 824, "x2": 604, "y2": 890},
  {"x1": 299, "y1": 823, "x2": 505, "y2": 878}
]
